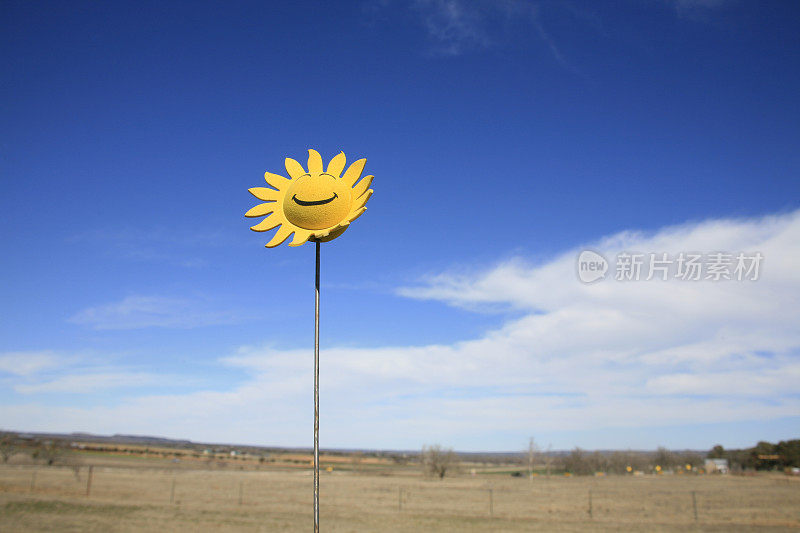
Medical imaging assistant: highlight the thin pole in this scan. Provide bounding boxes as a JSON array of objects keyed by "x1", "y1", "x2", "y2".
[
  {"x1": 85, "y1": 465, "x2": 93, "y2": 497},
  {"x1": 314, "y1": 241, "x2": 320, "y2": 533}
]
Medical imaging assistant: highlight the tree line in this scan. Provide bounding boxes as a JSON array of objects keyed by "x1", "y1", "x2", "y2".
[{"x1": 708, "y1": 440, "x2": 800, "y2": 471}]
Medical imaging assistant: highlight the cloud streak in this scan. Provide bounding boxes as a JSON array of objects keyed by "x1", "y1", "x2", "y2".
[
  {"x1": 70, "y1": 295, "x2": 240, "y2": 330},
  {"x1": 13, "y1": 372, "x2": 166, "y2": 394},
  {"x1": 400, "y1": 0, "x2": 570, "y2": 64},
  {"x1": 0, "y1": 351, "x2": 66, "y2": 377},
  {"x1": 412, "y1": 0, "x2": 491, "y2": 56},
  {"x1": 68, "y1": 227, "x2": 240, "y2": 268}
]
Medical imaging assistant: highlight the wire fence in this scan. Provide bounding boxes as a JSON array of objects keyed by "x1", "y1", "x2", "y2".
[{"x1": 1, "y1": 465, "x2": 798, "y2": 528}]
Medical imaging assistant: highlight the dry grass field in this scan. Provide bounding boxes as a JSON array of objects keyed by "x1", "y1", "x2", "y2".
[{"x1": 1, "y1": 457, "x2": 799, "y2": 532}]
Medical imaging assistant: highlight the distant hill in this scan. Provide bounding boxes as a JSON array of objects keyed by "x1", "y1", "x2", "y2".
[{"x1": 2, "y1": 428, "x2": 706, "y2": 459}]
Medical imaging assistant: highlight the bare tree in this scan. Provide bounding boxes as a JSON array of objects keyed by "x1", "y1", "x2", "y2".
[
  {"x1": 563, "y1": 447, "x2": 593, "y2": 476},
  {"x1": 654, "y1": 446, "x2": 678, "y2": 471},
  {"x1": 0, "y1": 433, "x2": 17, "y2": 464},
  {"x1": 544, "y1": 443, "x2": 554, "y2": 478},
  {"x1": 33, "y1": 440, "x2": 64, "y2": 466},
  {"x1": 608, "y1": 450, "x2": 645, "y2": 474},
  {"x1": 390, "y1": 452, "x2": 410, "y2": 465},
  {"x1": 589, "y1": 451, "x2": 608, "y2": 474},
  {"x1": 351, "y1": 451, "x2": 364, "y2": 473},
  {"x1": 421, "y1": 445, "x2": 459, "y2": 479},
  {"x1": 678, "y1": 451, "x2": 704, "y2": 471},
  {"x1": 527, "y1": 437, "x2": 539, "y2": 480}
]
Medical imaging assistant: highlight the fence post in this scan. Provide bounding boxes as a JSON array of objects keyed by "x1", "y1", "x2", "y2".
[
  {"x1": 170, "y1": 477, "x2": 176, "y2": 504},
  {"x1": 691, "y1": 490, "x2": 698, "y2": 523},
  {"x1": 398, "y1": 487, "x2": 402, "y2": 512},
  {"x1": 85, "y1": 466, "x2": 93, "y2": 497},
  {"x1": 588, "y1": 489, "x2": 592, "y2": 519}
]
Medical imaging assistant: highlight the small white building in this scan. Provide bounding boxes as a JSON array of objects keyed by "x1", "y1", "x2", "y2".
[{"x1": 704, "y1": 458, "x2": 729, "y2": 474}]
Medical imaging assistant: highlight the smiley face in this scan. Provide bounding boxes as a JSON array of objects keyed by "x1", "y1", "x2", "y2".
[
  {"x1": 246, "y1": 149, "x2": 373, "y2": 248},
  {"x1": 283, "y1": 171, "x2": 353, "y2": 230}
]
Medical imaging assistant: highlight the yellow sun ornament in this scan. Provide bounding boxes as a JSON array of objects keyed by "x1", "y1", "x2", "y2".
[{"x1": 245, "y1": 149, "x2": 373, "y2": 247}]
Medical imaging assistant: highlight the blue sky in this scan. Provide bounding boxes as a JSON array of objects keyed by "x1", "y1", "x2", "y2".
[{"x1": 1, "y1": 0, "x2": 799, "y2": 452}]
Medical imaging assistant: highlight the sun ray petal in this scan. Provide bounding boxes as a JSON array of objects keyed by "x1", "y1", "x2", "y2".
[
  {"x1": 307, "y1": 149, "x2": 323, "y2": 174},
  {"x1": 250, "y1": 213, "x2": 282, "y2": 232},
  {"x1": 351, "y1": 190, "x2": 372, "y2": 211},
  {"x1": 346, "y1": 207, "x2": 367, "y2": 224},
  {"x1": 351, "y1": 174, "x2": 373, "y2": 199},
  {"x1": 313, "y1": 225, "x2": 348, "y2": 242},
  {"x1": 327, "y1": 151, "x2": 346, "y2": 177},
  {"x1": 342, "y1": 158, "x2": 366, "y2": 187},
  {"x1": 284, "y1": 158, "x2": 306, "y2": 179},
  {"x1": 265, "y1": 172, "x2": 290, "y2": 190},
  {"x1": 288, "y1": 229, "x2": 312, "y2": 247},
  {"x1": 266, "y1": 225, "x2": 293, "y2": 248},
  {"x1": 245, "y1": 202, "x2": 276, "y2": 218},
  {"x1": 249, "y1": 187, "x2": 281, "y2": 201}
]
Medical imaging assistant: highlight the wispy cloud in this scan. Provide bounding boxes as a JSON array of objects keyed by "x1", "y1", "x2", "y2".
[
  {"x1": 6, "y1": 210, "x2": 798, "y2": 449},
  {"x1": 376, "y1": 0, "x2": 572, "y2": 64},
  {"x1": 666, "y1": 0, "x2": 729, "y2": 19},
  {"x1": 0, "y1": 351, "x2": 66, "y2": 376},
  {"x1": 14, "y1": 372, "x2": 165, "y2": 394},
  {"x1": 0, "y1": 350, "x2": 184, "y2": 395},
  {"x1": 68, "y1": 227, "x2": 240, "y2": 268},
  {"x1": 69, "y1": 295, "x2": 240, "y2": 330},
  {"x1": 412, "y1": 0, "x2": 491, "y2": 56},
  {"x1": 378, "y1": 0, "x2": 726, "y2": 64},
  {"x1": 397, "y1": 210, "x2": 800, "y2": 400}
]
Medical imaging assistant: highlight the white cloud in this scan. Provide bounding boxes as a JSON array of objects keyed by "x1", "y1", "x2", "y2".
[
  {"x1": 68, "y1": 226, "x2": 237, "y2": 268},
  {"x1": 0, "y1": 351, "x2": 172, "y2": 394},
  {"x1": 4, "y1": 211, "x2": 798, "y2": 450},
  {"x1": 400, "y1": 0, "x2": 569, "y2": 63},
  {"x1": 14, "y1": 372, "x2": 165, "y2": 394},
  {"x1": 412, "y1": 0, "x2": 491, "y2": 55},
  {"x1": 0, "y1": 351, "x2": 65, "y2": 376},
  {"x1": 70, "y1": 295, "x2": 239, "y2": 330},
  {"x1": 227, "y1": 210, "x2": 798, "y2": 444}
]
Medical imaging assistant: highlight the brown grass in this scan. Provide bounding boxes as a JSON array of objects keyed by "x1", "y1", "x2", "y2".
[{"x1": 1, "y1": 463, "x2": 799, "y2": 532}]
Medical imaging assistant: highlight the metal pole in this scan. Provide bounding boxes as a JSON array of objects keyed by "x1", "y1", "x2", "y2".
[{"x1": 314, "y1": 241, "x2": 320, "y2": 533}]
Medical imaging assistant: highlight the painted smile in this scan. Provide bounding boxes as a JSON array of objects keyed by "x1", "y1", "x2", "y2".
[{"x1": 292, "y1": 192, "x2": 338, "y2": 206}]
